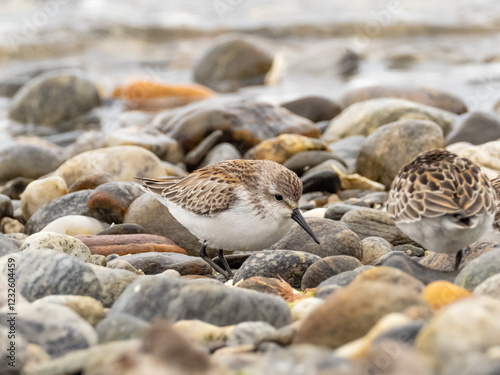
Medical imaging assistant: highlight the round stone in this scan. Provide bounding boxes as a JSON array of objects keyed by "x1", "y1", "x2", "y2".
[
  {"x1": 301, "y1": 255, "x2": 363, "y2": 290},
  {"x1": 20, "y1": 231, "x2": 92, "y2": 262},
  {"x1": 21, "y1": 176, "x2": 68, "y2": 220}
]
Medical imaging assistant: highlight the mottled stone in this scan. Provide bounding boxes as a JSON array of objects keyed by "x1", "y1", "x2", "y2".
[
  {"x1": 33, "y1": 295, "x2": 105, "y2": 326},
  {"x1": 233, "y1": 250, "x2": 320, "y2": 289},
  {"x1": 355, "y1": 119, "x2": 444, "y2": 189},
  {"x1": 96, "y1": 314, "x2": 149, "y2": 343},
  {"x1": 89, "y1": 265, "x2": 139, "y2": 308},
  {"x1": 109, "y1": 275, "x2": 291, "y2": 328},
  {"x1": 281, "y1": 96, "x2": 342, "y2": 122},
  {"x1": 119, "y1": 252, "x2": 212, "y2": 276},
  {"x1": 455, "y1": 248, "x2": 500, "y2": 291},
  {"x1": 67, "y1": 172, "x2": 114, "y2": 193},
  {"x1": 272, "y1": 218, "x2": 363, "y2": 260},
  {"x1": 20, "y1": 231, "x2": 92, "y2": 262},
  {"x1": 41, "y1": 215, "x2": 107, "y2": 236},
  {"x1": 20, "y1": 176, "x2": 68, "y2": 220},
  {"x1": 301, "y1": 255, "x2": 362, "y2": 290},
  {"x1": 446, "y1": 111, "x2": 500, "y2": 146},
  {"x1": 361, "y1": 236, "x2": 393, "y2": 265}
]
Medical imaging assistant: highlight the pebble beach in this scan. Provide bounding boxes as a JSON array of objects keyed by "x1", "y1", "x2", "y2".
[{"x1": 1, "y1": 1, "x2": 500, "y2": 374}]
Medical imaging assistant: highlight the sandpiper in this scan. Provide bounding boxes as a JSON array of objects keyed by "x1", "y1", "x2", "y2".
[
  {"x1": 386, "y1": 149, "x2": 497, "y2": 270},
  {"x1": 137, "y1": 159, "x2": 320, "y2": 279}
]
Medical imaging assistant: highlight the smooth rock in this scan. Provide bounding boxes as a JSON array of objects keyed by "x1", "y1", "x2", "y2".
[
  {"x1": 446, "y1": 111, "x2": 500, "y2": 145},
  {"x1": 96, "y1": 314, "x2": 149, "y2": 343},
  {"x1": 0, "y1": 143, "x2": 63, "y2": 182},
  {"x1": 272, "y1": 218, "x2": 363, "y2": 260},
  {"x1": 24, "y1": 189, "x2": 92, "y2": 234},
  {"x1": 86, "y1": 182, "x2": 144, "y2": 224},
  {"x1": 361, "y1": 236, "x2": 394, "y2": 265},
  {"x1": 233, "y1": 250, "x2": 320, "y2": 289},
  {"x1": 76, "y1": 234, "x2": 186, "y2": 257},
  {"x1": 33, "y1": 295, "x2": 105, "y2": 326},
  {"x1": 301, "y1": 255, "x2": 363, "y2": 290},
  {"x1": 8, "y1": 72, "x2": 100, "y2": 128},
  {"x1": 355, "y1": 119, "x2": 444, "y2": 188},
  {"x1": 124, "y1": 193, "x2": 200, "y2": 256},
  {"x1": 119, "y1": 252, "x2": 212, "y2": 276},
  {"x1": 227, "y1": 321, "x2": 276, "y2": 347},
  {"x1": 283, "y1": 150, "x2": 346, "y2": 177},
  {"x1": 295, "y1": 280, "x2": 430, "y2": 348},
  {"x1": 301, "y1": 169, "x2": 341, "y2": 194},
  {"x1": 89, "y1": 265, "x2": 139, "y2": 308},
  {"x1": 322, "y1": 98, "x2": 456, "y2": 142},
  {"x1": 96, "y1": 223, "x2": 147, "y2": 235},
  {"x1": 340, "y1": 86, "x2": 467, "y2": 114},
  {"x1": 109, "y1": 275, "x2": 291, "y2": 328},
  {"x1": 416, "y1": 296, "x2": 500, "y2": 372},
  {"x1": 455, "y1": 248, "x2": 500, "y2": 291},
  {"x1": 200, "y1": 142, "x2": 241, "y2": 167},
  {"x1": 0, "y1": 249, "x2": 101, "y2": 302},
  {"x1": 423, "y1": 281, "x2": 471, "y2": 310},
  {"x1": 237, "y1": 276, "x2": 298, "y2": 302},
  {"x1": 281, "y1": 96, "x2": 341, "y2": 122},
  {"x1": 160, "y1": 98, "x2": 319, "y2": 154},
  {"x1": 0, "y1": 232, "x2": 19, "y2": 257},
  {"x1": 20, "y1": 176, "x2": 68, "y2": 220},
  {"x1": 0, "y1": 302, "x2": 97, "y2": 358},
  {"x1": 20, "y1": 231, "x2": 92, "y2": 262},
  {"x1": 193, "y1": 35, "x2": 273, "y2": 92},
  {"x1": 41, "y1": 215, "x2": 107, "y2": 236},
  {"x1": 244, "y1": 134, "x2": 327, "y2": 164},
  {"x1": 54, "y1": 145, "x2": 166, "y2": 186},
  {"x1": 67, "y1": 172, "x2": 114, "y2": 193},
  {"x1": 352, "y1": 266, "x2": 425, "y2": 293},
  {"x1": 340, "y1": 207, "x2": 415, "y2": 245}
]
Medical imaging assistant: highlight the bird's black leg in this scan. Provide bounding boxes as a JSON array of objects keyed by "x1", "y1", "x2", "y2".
[
  {"x1": 454, "y1": 249, "x2": 463, "y2": 271},
  {"x1": 199, "y1": 241, "x2": 231, "y2": 280},
  {"x1": 217, "y1": 249, "x2": 233, "y2": 278}
]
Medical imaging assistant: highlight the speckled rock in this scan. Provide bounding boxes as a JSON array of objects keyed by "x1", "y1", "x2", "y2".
[
  {"x1": 33, "y1": 295, "x2": 105, "y2": 326},
  {"x1": 0, "y1": 233, "x2": 20, "y2": 257},
  {"x1": 352, "y1": 266, "x2": 425, "y2": 293},
  {"x1": 446, "y1": 111, "x2": 500, "y2": 146},
  {"x1": 0, "y1": 302, "x2": 97, "y2": 358},
  {"x1": 474, "y1": 273, "x2": 500, "y2": 300},
  {"x1": 423, "y1": 281, "x2": 471, "y2": 311},
  {"x1": 86, "y1": 182, "x2": 144, "y2": 224},
  {"x1": 295, "y1": 280, "x2": 430, "y2": 348},
  {"x1": 67, "y1": 172, "x2": 114, "y2": 193},
  {"x1": 455, "y1": 248, "x2": 500, "y2": 291},
  {"x1": 340, "y1": 86, "x2": 467, "y2": 114},
  {"x1": 233, "y1": 250, "x2": 320, "y2": 289},
  {"x1": 238, "y1": 276, "x2": 297, "y2": 301},
  {"x1": 119, "y1": 252, "x2": 212, "y2": 276},
  {"x1": 301, "y1": 255, "x2": 362, "y2": 290},
  {"x1": 281, "y1": 96, "x2": 342, "y2": 122},
  {"x1": 0, "y1": 143, "x2": 64, "y2": 182},
  {"x1": 272, "y1": 218, "x2": 363, "y2": 260},
  {"x1": 244, "y1": 134, "x2": 327, "y2": 164},
  {"x1": 416, "y1": 296, "x2": 500, "y2": 372},
  {"x1": 54, "y1": 146, "x2": 166, "y2": 186},
  {"x1": 8, "y1": 72, "x2": 100, "y2": 128},
  {"x1": 355, "y1": 119, "x2": 444, "y2": 188},
  {"x1": 193, "y1": 35, "x2": 273, "y2": 92},
  {"x1": 20, "y1": 176, "x2": 68, "y2": 220},
  {"x1": 0, "y1": 249, "x2": 101, "y2": 302},
  {"x1": 20, "y1": 231, "x2": 92, "y2": 262},
  {"x1": 340, "y1": 207, "x2": 414, "y2": 245},
  {"x1": 124, "y1": 193, "x2": 200, "y2": 257},
  {"x1": 76, "y1": 234, "x2": 186, "y2": 257},
  {"x1": 322, "y1": 98, "x2": 456, "y2": 142},
  {"x1": 89, "y1": 265, "x2": 139, "y2": 308},
  {"x1": 109, "y1": 275, "x2": 291, "y2": 327},
  {"x1": 361, "y1": 237, "x2": 394, "y2": 265},
  {"x1": 96, "y1": 313, "x2": 149, "y2": 343},
  {"x1": 160, "y1": 98, "x2": 320, "y2": 154},
  {"x1": 24, "y1": 189, "x2": 92, "y2": 234},
  {"x1": 41, "y1": 215, "x2": 108, "y2": 236}
]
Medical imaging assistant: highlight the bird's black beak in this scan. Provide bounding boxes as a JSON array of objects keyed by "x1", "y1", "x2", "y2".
[{"x1": 291, "y1": 208, "x2": 320, "y2": 244}]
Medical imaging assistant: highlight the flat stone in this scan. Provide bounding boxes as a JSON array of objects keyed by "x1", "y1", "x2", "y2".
[
  {"x1": 118, "y1": 252, "x2": 212, "y2": 276},
  {"x1": 301, "y1": 255, "x2": 363, "y2": 290},
  {"x1": 20, "y1": 231, "x2": 92, "y2": 262}
]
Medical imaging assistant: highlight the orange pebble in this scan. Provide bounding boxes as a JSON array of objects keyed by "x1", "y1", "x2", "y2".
[
  {"x1": 423, "y1": 281, "x2": 471, "y2": 310},
  {"x1": 112, "y1": 80, "x2": 215, "y2": 100}
]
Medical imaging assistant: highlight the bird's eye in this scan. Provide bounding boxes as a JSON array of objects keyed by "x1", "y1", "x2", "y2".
[{"x1": 274, "y1": 194, "x2": 283, "y2": 201}]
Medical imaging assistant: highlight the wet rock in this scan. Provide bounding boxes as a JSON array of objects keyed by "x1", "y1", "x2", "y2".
[
  {"x1": 419, "y1": 241, "x2": 498, "y2": 271},
  {"x1": 193, "y1": 35, "x2": 273, "y2": 92},
  {"x1": 54, "y1": 145, "x2": 166, "y2": 187},
  {"x1": 24, "y1": 189, "x2": 92, "y2": 234},
  {"x1": 301, "y1": 169, "x2": 341, "y2": 194},
  {"x1": 67, "y1": 172, "x2": 114, "y2": 193},
  {"x1": 33, "y1": 295, "x2": 105, "y2": 326},
  {"x1": 0, "y1": 143, "x2": 64, "y2": 182},
  {"x1": 97, "y1": 223, "x2": 147, "y2": 235},
  {"x1": 356, "y1": 119, "x2": 444, "y2": 188},
  {"x1": 322, "y1": 98, "x2": 456, "y2": 142},
  {"x1": 200, "y1": 142, "x2": 241, "y2": 167},
  {"x1": 0, "y1": 176, "x2": 33, "y2": 199},
  {"x1": 76, "y1": 234, "x2": 186, "y2": 257},
  {"x1": 119, "y1": 252, "x2": 212, "y2": 276},
  {"x1": 0, "y1": 302, "x2": 97, "y2": 358},
  {"x1": 352, "y1": 266, "x2": 425, "y2": 293},
  {"x1": 423, "y1": 281, "x2": 471, "y2": 311},
  {"x1": 86, "y1": 182, "x2": 144, "y2": 224},
  {"x1": 361, "y1": 236, "x2": 394, "y2": 265},
  {"x1": 0, "y1": 249, "x2": 101, "y2": 302},
  {"x1": 244, "y1": 134, "x2": 327, "y2": 164},
  {"x1": 89, "y1": 265, "x2": 139, "y2": 308},
  {"x1": 227, "y1": 321, "x2": 276, "y2": 347},
  {"x1": 301, "y1": 255, "x2": 362, "y2": 290},
  {"x1": 447, "y1": 140, "x2": 500, "y2": 179},
  {"x1": 281, "y1": 96, "x2": 342, "y2": 122},
  {"x1": 124, "y1": 193, "x2": 200, "y2": 257},
  {"x1": 233, "y1": 250, "x2": 321, "y2": 289},
  {"x1": 294, "y1": 280, "x2": 430, "y2": 348},
  {"x1": 8, "y1": 72, "x2": 100, "y2": 128},
  {"x1": 41, "y1": 215, "x2": 108, "y2": 236},
  {"x1": 160, "y1": 98, "x2": 319, "y2": 154},
  {"x1": 340, "y1": 86, "x2": 467, "y2": 114},
  {"x1": 109, "y1": 276, "x2": 291, "y2": 327},
  {"x1": 96, "y1": 314, "x2": 149, "y2": 343},
  {"x1": 340, "y1": 207, "x2": 414, "y2": 245},
  {"x1": 416, "y1": 296, "x2": 500, "y2": 372},
  {"x1": 455, "y1": 248, "x2": 500, "y2": 291},
  {"x1": 446, "y1": 111, "x2": 500, "y2": 145},
  {"x1": 238, "y1": 276, "x2": 297, "y2": 301},
  {"x1": 272, "y1": 218, "x2": 363, "y2": 260},
  {"x1": 283, "y1": 150, "x2": 346, "y2": 177},
  {"x1": 20, "y1": 176, "x2": 67, "y2": 220},
  {"x1": 20, "y1": 231, "x2": 92, "y2": 262}
]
